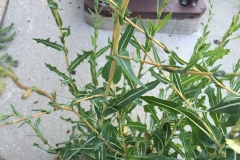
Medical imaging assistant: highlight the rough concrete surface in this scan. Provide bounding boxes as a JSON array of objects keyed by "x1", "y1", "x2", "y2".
[{"x1": 0, "y1": 0, "x2": 239, "y2": 160}]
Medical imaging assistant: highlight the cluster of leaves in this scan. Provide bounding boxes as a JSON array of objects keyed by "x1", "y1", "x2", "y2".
[
  {"x1": 0, "y1": 23, "x2": 15, "y2": 49},
  {"x1": 0, "y1": 53, "x2": 18, "y2": 68},
  {"x1": 1, "y1": 0, "x2": 240, "y2": 160},
  {"x1": 0, "y1": 23, "x2": 17, "y2": 67}
]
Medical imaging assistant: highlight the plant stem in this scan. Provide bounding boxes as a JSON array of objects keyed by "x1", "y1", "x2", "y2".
[
  {"x1": 117, "y1": 111, "x2": 128, "y2": 159},
  {"x1": 0, "y1": 105, "x2": 124, "y2": 156},
  {"x1": 116, "y1": 55, "x2": 240, "y2": 77},
  {"x1": 109, "y1": 11, "x2": 117, "y2": 56},
  {"x1": 51, "y1": 0, "x2": 77, "y2": 97},
  {"x1": 76, "y1": 94, "x2": 103, "y2": 103},
  {"x1": 100, "y1": 0, "x2": 130, "y2": 128},
  {"x1": 28, "y1": 122, "x2": 63, "y2": 159},
  {"x1": 0, "y1": 112, "x2": 48, "y2": 128},
  {"x1": 1, "y1": 66, "x2": 60, "y2": 109}
]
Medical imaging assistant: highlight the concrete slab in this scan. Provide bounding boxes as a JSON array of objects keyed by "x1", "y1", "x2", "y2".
[
  {"x1": 0, "y1": 0, "x2": 8, "y2": 27},
  {"x1": 0, "y1": 0, "x2": 239, "y2": 160}
]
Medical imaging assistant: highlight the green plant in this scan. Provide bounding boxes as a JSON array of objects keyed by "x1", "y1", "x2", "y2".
[
  {"x1": 1, "y1": 0, "x2": 240, "y2": 159},
  {"x1": 0, "y1": 23, "x2": 17, "y2": 68},
  {"x1": 0, "y1": 23, "x2": 15, "y2": 49}
]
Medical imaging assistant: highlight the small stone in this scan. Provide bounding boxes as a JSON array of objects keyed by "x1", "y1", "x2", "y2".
[
  {"x1": 33, "y1": 101, "x2": 39, "y2": 104},
  {"x1": 213, "y1": 39, "x2": 219, "y2": 44},
  {"x1": 71, "y1": 70, "x2": 76, "y2": 75}
]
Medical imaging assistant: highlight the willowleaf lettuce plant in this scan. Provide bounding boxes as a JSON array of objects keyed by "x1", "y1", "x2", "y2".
[{"x1": 1, "y1": 0, "x2": 240, "y2": 159}]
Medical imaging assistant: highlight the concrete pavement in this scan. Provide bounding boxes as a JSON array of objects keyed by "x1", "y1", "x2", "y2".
[{"x1": 0, "y1": 0, "x2": 239, "y2": 159}]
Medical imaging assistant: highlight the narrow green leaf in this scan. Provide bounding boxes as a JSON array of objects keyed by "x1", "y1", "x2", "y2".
[
  {"x1": 144, "y1": 105, "x2": 160, "y2": 125},
  {"x1": 47, "y1": 0, "x2": 63, "y2": 27},
  {"x1": 33, "y1": 38, "x2": 63, "y2": 51},
  {"x1": 125, "y1": 122, "x2": 147, "y2": 132},
  {"x1": 197, "y1": 126, "x2": 215, "y2": 148},
  {"x1": 203, "y1": 47, "x2": 226, "y2": 58},
  {"x1": 123, "y1": 71, "x2": 135, "y2": 89},
  {"x1": 223, "y1": 114, "x2": 240, "y2": 127},
  {"x1": 210, "y1": 124, "x2": 222, "y2": 142},
  {"x1": 207, "y1": 49, "x2": 230, "y2": 66},
  {"x1": 111, "y1": 51, "x2": 144, "y2": 86},
  {"x1": 10, "y1": 104, "x2": 20, "y2": 115},
  {"x1": 60, "y1": 28, "x2": 70, "y2": 44},
  {"x1": 141, "y1": 96, "x2": 210, "y2": 137},
  {"x1": 70, "y1": 51, "x2": 92, "y2": 71},
  {"x1": 0, "y1": 23, "x2": 14, "y2": 36},
  {"x1": 204, "y1": 86, "x2": 217, "y2": 107},
  {"x1": 113, "y1": 64, "x2": 122, "y2": 84},
  {"x1": 61, "y1": 142, "x2": 71, "y2": 158},
  {"x1": 213, "y1": 70, "x2": 226, "y2": 77},
  {"x1": 95, "y1": 143, "x2": 106, "y2": 160},
  {"x1": 109, "y1": 137, "x2": 124, "y2": 152},
  {"x1": 169, "y1": 142, "x2": 185, "y2": 157},
  {"x1": 102, "y1": 80, "x2": 159, "y2": 116},
  {"x1": 152, "y1": 43, "x2": 161, "y2": 64},
  {"x1": 149, "y1": 68, "x2": 173, "y2": 85},
  {"x1": 216, "y1": 86, "x2": 222, "y2": 104},
  {"x1": 45, "y1": 63, "x2": 68, "y2": 79},
  {"x1": 155, "y1": 12, "x2": 172, "y2": 32},
  {"x1": 96, "y1": 45, "x2": 111, "y2": 57},
  {"x1": 18, "y1": 115, "x2": 32, "y2": 128},
  {"x1": 172, "y1": 73, "x2": 185, "y2": 97},
  {"x1": 179, "y1": 127, "x2": 189, "y2": 153},
  {"x1": 161, "y1": 123, "x2": 171, "y2": 143},
  {"x1": 182, "y1": 75, "x2": 202, "y2": 86},
  {"x1": 172, "y1": 51, "x2": 187, "y2": 65},
  {"x1": 209, "y1": 95, "x2": 240, "y2": 114},
  {"x1": 186, "y1": 52, "x2": 201, "y2": 69},
  {"x1": 60, "y1": 116, "x2": 79, "y2": 124},
  {"x1": 152, "y1": 132, "x2": 164, "y2": 152},
  {"x1": 118, "y1": 18, "x2": 137, "y2": 52},
  {"x1": 102, "y1": 60, "x2": 111, "y2": 82},
  {"x1": 102, "y1": 60, "x2": 122, "y2": 84},
  {"x1": 139, "y1": 142, "x2": 146, "y2": 155},
  {"x1": 94, "y1": 140, "x2": 104, "y2": 151},
  {"x1": 184, "y1": 85, "x2": 199, "y2": 99},
  {"x1": 45, "y1": 63, "x2": 76, "y2": 95},
  {"x1": 129, "y1": 38, "x2": 141, "y2": 49},
  {"x1": 232, "y1": 77, "x2": 240, "y2": 92},
  {"x1": 195, "y1": 64, "x2": 208, "y2": 72},
  {"x1": 96, "y1": 67, "x2": 103, "y2": 78},
  {"x1": 100, "y1": 122, "x2": 112, "y2": 142},
  {"x1": 139, "y1": 18, "x2": 150, "y2": 39}
]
